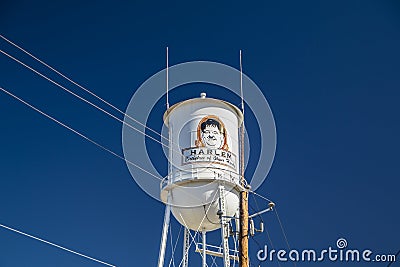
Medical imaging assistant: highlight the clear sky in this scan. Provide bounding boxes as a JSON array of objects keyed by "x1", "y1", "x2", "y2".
[{"x1": 1, "y1": 1, "x2": 399, "y2": 266}]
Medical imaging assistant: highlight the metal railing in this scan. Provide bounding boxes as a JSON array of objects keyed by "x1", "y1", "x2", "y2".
[{"x1": 161, "y1": 167, "x2": 242, "y2": 190}]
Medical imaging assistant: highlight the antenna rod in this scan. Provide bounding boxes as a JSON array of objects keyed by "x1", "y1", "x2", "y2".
[
  {"x1": 240, "y1": 50, "x2": 244, "y2": 115},
  {"x1": 239, "y1": 50, "x2": 249, "y2": 267},
  {"x1": 166, "y1": 47, "x2": 170, "y2": 109}
]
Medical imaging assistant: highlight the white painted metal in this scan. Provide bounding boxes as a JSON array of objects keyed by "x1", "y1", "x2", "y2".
[
  {"x1": 164, "y1": 96, "x2": 243, "y2": 175},
  {"x1": 195, "y1": 247, "x2": 239, "y2": 262},
  {"x1": 218, "y1": 185, "x2": 231, "y2": 267},
  {"x1": 182, "y1": 228, "x2": 190, "y2": 267},
  {"x1": 157, "y1": 202, "x2": 171, "y2": 267},
  {"x1": 249, "y1": 207, "x2": 273, "y2": 218},
  {"x1": 165, "y1": 181, "x2": 240, "y2": 232},
  {"x1": 249, "y1": 219, "x2": 255, "y2": 236},
  {"x1": 202, "y1": 231, "x2": 207, "y2": 267},
  {"x1": 159, "y1": 94, "x2": 245, "y2": 267},
  {"x1": 161, "y1": 94, "x2": 244, "y2": 232},
  {"x1": 235, "y1": 212, "x2": 240, "y2": 238}
]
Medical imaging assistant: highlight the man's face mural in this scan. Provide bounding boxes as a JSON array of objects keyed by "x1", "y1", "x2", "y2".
[{"x1": 200, "y1": 119, "x2": 224, "y2": 149}]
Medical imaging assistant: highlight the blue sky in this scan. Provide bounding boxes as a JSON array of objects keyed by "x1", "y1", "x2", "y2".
[{"x1": 1, "y1": 1, "x2": 399, "y2": 266}]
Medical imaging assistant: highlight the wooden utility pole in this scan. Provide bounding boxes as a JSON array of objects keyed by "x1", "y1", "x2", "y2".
[{"x1": 239, "y1": 122, "x2": 249, "y2": 267}]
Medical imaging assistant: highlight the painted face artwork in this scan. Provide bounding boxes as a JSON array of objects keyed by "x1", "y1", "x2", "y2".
[{"x1": 200, "y1": 120, "x2": 224, "y2": 149}]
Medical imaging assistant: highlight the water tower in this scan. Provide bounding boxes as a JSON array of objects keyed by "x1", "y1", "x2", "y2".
[{"x1": 158, "y1": 92, "x2": 247, "y2": 267}]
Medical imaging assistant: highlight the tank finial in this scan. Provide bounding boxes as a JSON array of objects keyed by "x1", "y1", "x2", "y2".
[{"x1": 200, "y1": 92, "x2": 206, "y2": 98}]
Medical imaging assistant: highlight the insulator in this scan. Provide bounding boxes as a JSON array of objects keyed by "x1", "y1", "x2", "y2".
[
  {"x1": 249, "y1": 219, "x2": 255, "y2": 236},
  {"x1": 229, "y1": 223, "x2": 234, "y2": 236}
]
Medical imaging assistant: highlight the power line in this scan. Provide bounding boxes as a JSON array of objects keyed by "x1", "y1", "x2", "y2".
[
  {"x1": 1, "y1": 35, "x2": 292, "y2": 267},
  {"x1": 0, "y1": 86, "x2": 162, "y2": 181},
  {"x1": 0, "y1": 49, "x2": 184, "y2": 156},
  {"x1": 249, "y1": 191, "x2": 284, "y2": 267},
  {"x1": 274, "y1": 207, "x2": 291, "y2": 250},
  {"x1": 274, "y1": 207, "x2": 296, "y2": 267},
  {"x1": 0, "y1": 34, "x2": 169, "y2": 144},
  {"x1": 0, "y1": 36, "x2": 248, "y2": 180},
  {"x1": 0, "y1": 223, "x2": 116, "y2": 267},
  {"x1": 249, "y1": 190, "x2": 273, "y2": 203},
  {"x1": 264, "y1": 222, "x2": 281, "y2": 267}
]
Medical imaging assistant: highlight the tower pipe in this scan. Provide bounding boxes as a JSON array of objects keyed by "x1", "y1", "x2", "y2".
[{"x1": 157, "y1": 201, "x2": 171, "y2": 267}]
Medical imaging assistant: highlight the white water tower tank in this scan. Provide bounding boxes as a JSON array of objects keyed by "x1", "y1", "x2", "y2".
[{"x1": 161, "y1": 93, "x2": 243, "y2": 232}]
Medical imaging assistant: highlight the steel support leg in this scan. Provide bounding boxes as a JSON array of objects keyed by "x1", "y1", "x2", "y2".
[
  {"x1": 202, "y1": 231, "x2": 207, "y2": 267},
  {"x1": 157, "y1": 203, "x2": 171, "y2": 267},
  {"x1": 218, "y1": 185, "x2": 230, "y2": 267},
  {"x1": 182, "y1": 227, "x2": 190, "y2": 267}
]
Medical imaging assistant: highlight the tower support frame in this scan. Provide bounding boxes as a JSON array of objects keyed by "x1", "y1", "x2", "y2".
[{"x1": 218, "y1": 185, "x2": 231, "y2": 267}]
